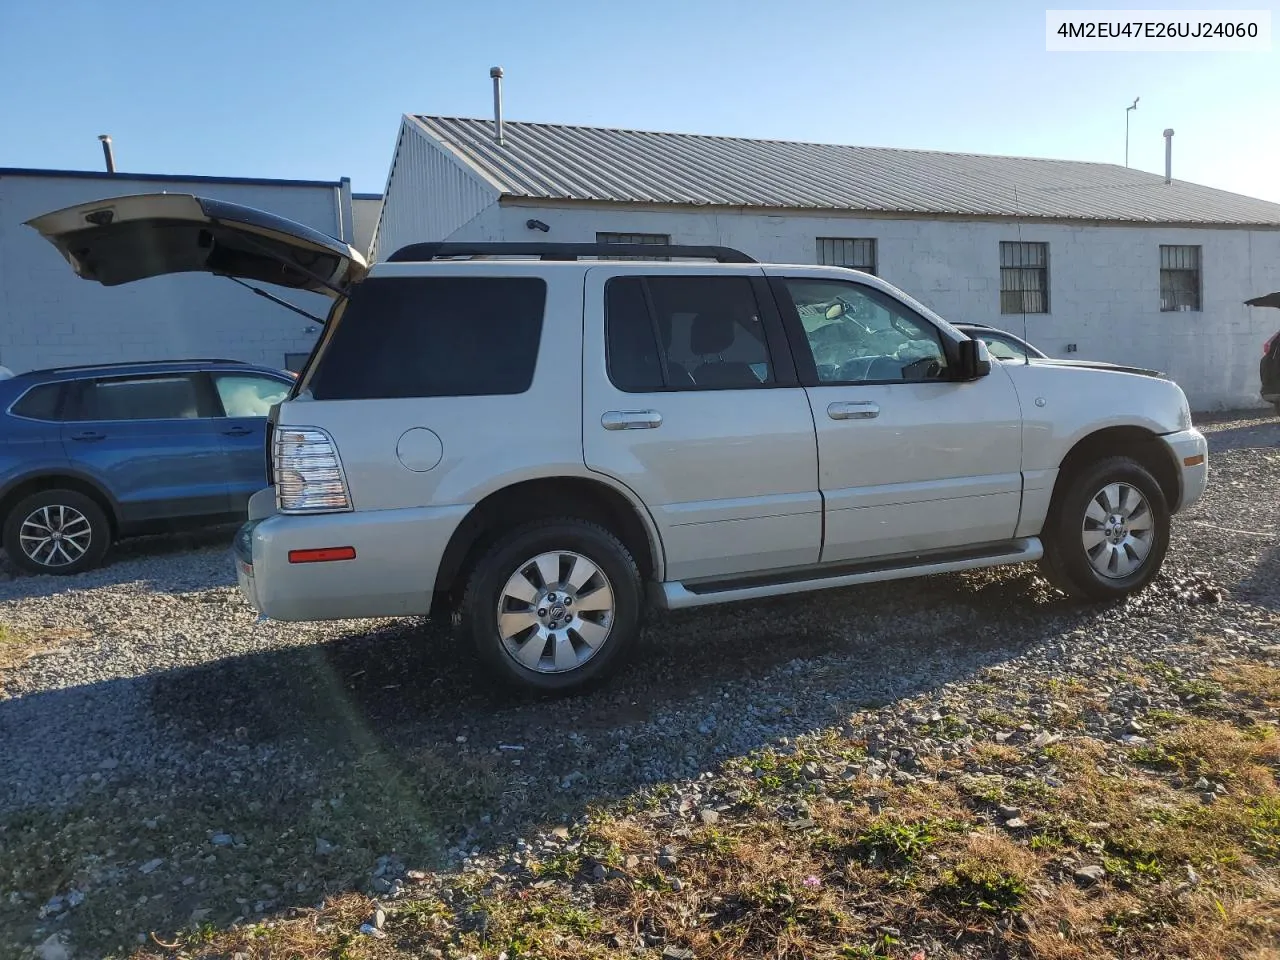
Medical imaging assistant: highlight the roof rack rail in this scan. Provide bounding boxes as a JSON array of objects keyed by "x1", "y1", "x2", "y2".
[
  {"x1": 27, "y1": 358, "x2": 250, "y2": 376},
  {"x1": 385, "y1": 242, "x2": 757, "y2": 264}
]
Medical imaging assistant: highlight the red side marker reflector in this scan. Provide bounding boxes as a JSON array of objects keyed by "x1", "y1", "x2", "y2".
[
  {"x1": 1183, "y1": 454, "x2": 1205, "y2": 467},
  {"x1": 288, "y1": 546, "x2": 357, "y2": 564}
]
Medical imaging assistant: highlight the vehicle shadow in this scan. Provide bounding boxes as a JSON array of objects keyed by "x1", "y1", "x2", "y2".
[
  {"x1": 0, "y1": 565, "x2": 1172, "y2": 951},
  {"x1": 1202, "y1": 418, "x2": 1280, "y2": 453},
  {"x1": 1237, "y1": 543, "x2": 1280, "y2": 610}
]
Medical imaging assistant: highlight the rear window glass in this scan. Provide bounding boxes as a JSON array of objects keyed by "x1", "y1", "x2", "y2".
[
  {"x1": 10, "y1": 383, "x2": 64, "y2": 420},
  {"x1": 303, "y1": 277, "x2": 547, "y2": 401}
]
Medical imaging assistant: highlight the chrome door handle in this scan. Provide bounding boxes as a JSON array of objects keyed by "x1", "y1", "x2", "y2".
[
  {"x1": 827, "y1": 401, "x2": 880, "y2": 420},
  {"x1": 601, "y1": 410, "x2": 663, "y2": 431}
]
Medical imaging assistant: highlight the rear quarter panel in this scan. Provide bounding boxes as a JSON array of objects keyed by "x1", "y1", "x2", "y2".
[
  {"x1": 276, "y1": 263, "x2": 591, "y2": 510},
  {"x1": 0, "y1": 395, "x2": 72, "y2": 498}
]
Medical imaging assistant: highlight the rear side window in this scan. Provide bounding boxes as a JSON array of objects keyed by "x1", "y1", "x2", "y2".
[
  {"x1": 605, "y1": 276, "x2": 774, "y2": 391},
  {"x1": 214, "y1": 374, "x2": 290, "y2": 417},
  {"x1": 304, "y1": 277, "x2": 546, "y2": 401},
  {"x1": 77, "y1": 375, "x2": 203, "y2": 421},
  {"x1": 10, "y1": 383, "x2": 64, "y2": 420}
]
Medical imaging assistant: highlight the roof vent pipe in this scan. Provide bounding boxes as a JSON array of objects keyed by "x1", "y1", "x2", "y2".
[
  {"x1": 490, "y1": 66, "x2": 505, "y2": 145},
  {"x1": 98, "y1": 134, "x2": 116, "y2": 174},
  {"x1": 1163, "y1": 128, "x2": 1174, "y2": 184}
]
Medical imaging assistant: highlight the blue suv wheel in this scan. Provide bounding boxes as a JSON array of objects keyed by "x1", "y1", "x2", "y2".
[{"x1": 2, "y1": 489, "x2": 110, "y2": 575}]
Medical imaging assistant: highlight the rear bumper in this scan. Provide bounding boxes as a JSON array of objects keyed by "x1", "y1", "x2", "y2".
[
  {"x1": 234, "y1": 497, "x2": 470, "y2": 621},
  {"x1": 1159, "y1": 428, "x2": 1208, "y2": 512}
]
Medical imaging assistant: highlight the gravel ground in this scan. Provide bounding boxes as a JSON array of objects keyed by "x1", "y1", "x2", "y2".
[{"x1": 0, "y1": 411, "x2": 1276, "y2": 958}]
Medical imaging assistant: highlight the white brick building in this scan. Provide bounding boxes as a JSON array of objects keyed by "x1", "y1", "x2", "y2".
[
  {"x1": 373, "y1": 116, "x2": 1280, "y2": 411},
  {"x1": 0, "y1": 168, "x2": 357, "y2": 374}
]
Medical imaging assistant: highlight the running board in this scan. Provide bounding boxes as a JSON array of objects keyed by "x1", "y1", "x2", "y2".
[{"x1": 653, "y1": 537, "x2": 1043, "y2": 611}]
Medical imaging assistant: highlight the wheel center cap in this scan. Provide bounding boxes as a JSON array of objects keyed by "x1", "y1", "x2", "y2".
[{"x1": 549, "y1": 604, "x2": 566, "y2": 621}]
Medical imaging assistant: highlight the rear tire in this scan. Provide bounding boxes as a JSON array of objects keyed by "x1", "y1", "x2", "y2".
[
  {"x1": 1040, "y1": 456, "x2": 1169, "y2": 601},
  {"x1": 1273, "y1": 401, "x2": 1280, "y2": 417},
  {"x1": 3, "y1": 489, "x2": 111, "y2": 575},
  {"x1": 460, "y1": 517, "x2": 642, "y2": 694}
]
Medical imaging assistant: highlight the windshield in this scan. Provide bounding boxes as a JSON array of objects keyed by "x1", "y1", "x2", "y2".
[{"x1": 976, "y1": 332, "x2": 1029, "y2": 363}]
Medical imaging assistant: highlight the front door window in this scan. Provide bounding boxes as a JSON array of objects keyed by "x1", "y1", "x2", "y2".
[{"x1": 784, "y1": 279, "x2": 948, "y2": 384}]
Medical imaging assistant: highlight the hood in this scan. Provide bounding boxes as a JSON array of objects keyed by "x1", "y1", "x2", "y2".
[{"x1": 1028, "y1": 357, "x2": 1166, "y2": 379}]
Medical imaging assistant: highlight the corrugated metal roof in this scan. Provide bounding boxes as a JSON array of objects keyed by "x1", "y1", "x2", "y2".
[{"x1": 411, "y1": 116, "x2": 1280, "y2": 226}]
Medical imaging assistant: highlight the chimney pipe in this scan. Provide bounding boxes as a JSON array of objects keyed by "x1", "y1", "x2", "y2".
[
  {"x1": 1163, "y1": 128, "x2": 1174, "y2": 184},
  {"x1": 490, "y1": 66, "x2": 504, "y2": 145},
  {"x1": 98, "y1": 134, "x2": 116, "y2": 174}
]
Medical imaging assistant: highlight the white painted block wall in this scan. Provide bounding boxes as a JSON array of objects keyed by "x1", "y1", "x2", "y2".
[
  {"x1": 441, "y1": 202, "x2": 1279, "y2": 411},
  {"x1": 0, "y1": 173, "x2": 349, "y2": 374}
]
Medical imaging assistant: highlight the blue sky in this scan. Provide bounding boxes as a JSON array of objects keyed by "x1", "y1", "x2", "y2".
[{"x1": 2, "y1": 0, "x2": 1277, "y2": 200}]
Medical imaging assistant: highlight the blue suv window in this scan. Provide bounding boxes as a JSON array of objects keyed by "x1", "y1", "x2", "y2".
[
  {"x1": 73, "y1": 375, "x2": 205, "y2": 421},
  {"x1": 10, "y1": 383, "x2": 65, "y2": 420}
]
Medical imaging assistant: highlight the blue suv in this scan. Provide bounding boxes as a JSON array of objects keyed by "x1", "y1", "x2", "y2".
[{"x1": 0, "y1": 359, "x2": 294, "y2": 574}]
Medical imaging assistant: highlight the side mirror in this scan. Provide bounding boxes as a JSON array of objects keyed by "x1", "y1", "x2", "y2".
[{"x1": 956, "y1": 338, "x2": 992, "y2": 380}]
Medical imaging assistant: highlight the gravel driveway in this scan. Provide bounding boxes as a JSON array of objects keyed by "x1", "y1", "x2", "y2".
[{"x1": 1, "y1": 412, "x2": 1277, "y2": 958}]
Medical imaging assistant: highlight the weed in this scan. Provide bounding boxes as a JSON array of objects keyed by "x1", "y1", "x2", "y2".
[
  {"x1": 976, "y1": 708, "x2": 1020, "y2": 728},
  {"x1": 935, "y1": 861, "x2": 1028, "y2": 913},
  {"x1": 1144, "y1": 709, "x2": 1187, "y2": 729},
  {"x1": 853, "y1": 820, "x2": 938, "y2": 867},
  {"x1": 1246, "y1": 795, "x2": 1280, "y2": 860},
  {"x1": 1171, "y1": 678, "x2": 1223, "y2": 701}
]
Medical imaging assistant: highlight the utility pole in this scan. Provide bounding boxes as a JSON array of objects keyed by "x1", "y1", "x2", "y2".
[{"x1": 1125, "y1": 97, "x2": 1139, "y2": 167}]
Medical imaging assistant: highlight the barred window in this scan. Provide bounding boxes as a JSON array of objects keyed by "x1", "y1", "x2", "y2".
[
  {"x1": 1000, "y1": 242, "x2": 1049, "y2": 314},
  {"x1": 1160, "y1": 245, "x2": 1201, "y2": 312},
  {"x1": 816, "y1": 237, "x2": 877, "y2": 275},
  {"x1": 597, "y1": 232, "x2": 670, "y2": 261}
]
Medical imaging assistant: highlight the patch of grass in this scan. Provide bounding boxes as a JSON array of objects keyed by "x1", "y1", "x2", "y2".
[
  {"x1": 852, "y1": 820, "x2": 940, "y2": 868},
  {"x1": 532, "y1": 847, "x2": 582, "y2": 879},
  {"x1": 935, "y1": 862, "x2": 1027, "y2": 913},
  {"x1": 976, "y1": 707, "x2": 1021, "y2": 728},
  {"x1": 1142, "y1": 720, "x2": 1279, "y2": 786},
  {"x1": 0, "y1": 624, "x2": 86, "y2": 676},
  {"x1": 1143, "y1": 708, "x2": 1188, "y2": 729},
  {"x1": 1246, "y1": 795, "x2": 1280, "y2": 861},
  {"x1": 934, "y1": 834, "x2": 1033, "y2": 915},
  {"x1": 1215, "y1": 663, "x2": 1280, "y2": 706},
  {"x1": 696, "y1": 826, "x2": 740, "y2": 854},
  {"x1": 971, "y1": 742, "x2": 1021, "y2": 766},
  {"x1": 923, "y1": 715, "x2": 972, "y2": 740},
  {"x1": 1170, "y1": 677, "x2": 1223, "y2": 701},
  {"x1": 1100, "y1": 844, "x2": 1166, "y2": 887}
]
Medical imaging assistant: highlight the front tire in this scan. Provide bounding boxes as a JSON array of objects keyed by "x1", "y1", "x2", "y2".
[
  {"x1": 3, "y1": 489, "x2": 111, "y2": 575},
  {"x1": 460, "y1": 518, "x2": 642, "y2": 694},
  {"x1": 1040, "y1": 456, "x2": 1169, "y2": 601}
]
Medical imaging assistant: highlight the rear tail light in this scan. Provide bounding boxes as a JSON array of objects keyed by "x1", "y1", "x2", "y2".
[
  {"x1": 1265, "y1": 333, "x2": 1278, "y2": 357},
  {"x1": 273, "y1": 427, "x2": 352, "y2": 514}
]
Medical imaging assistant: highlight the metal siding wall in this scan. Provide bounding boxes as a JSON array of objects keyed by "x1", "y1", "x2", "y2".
[
  {"x1": 372, "y1": 120, "x2": 500, "y2": 261},
  {"x1": 0, "y1": 175, "x2": 347, "y2": 373},
  {"x1": 351, "y1": 196, "x2": 383, "y2": 257},
  {"x1": 490, "y1": 203, "x2": 1280, "y2": 411}
]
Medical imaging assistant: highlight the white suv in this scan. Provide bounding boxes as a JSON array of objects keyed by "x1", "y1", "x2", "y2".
[{"x1": 30, "y1": 195, "x2": 1210, "y2": 693}]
